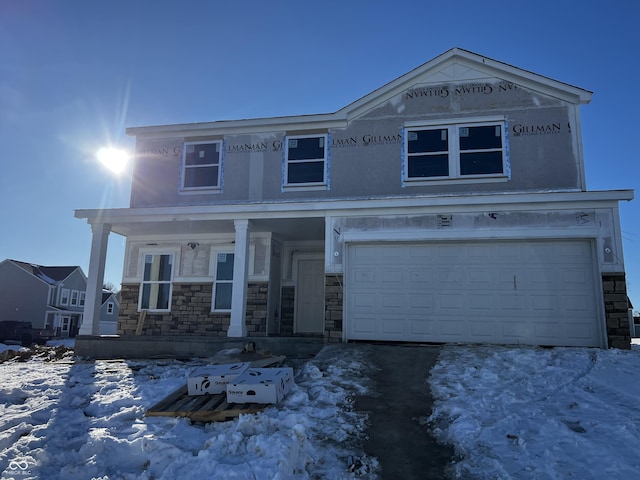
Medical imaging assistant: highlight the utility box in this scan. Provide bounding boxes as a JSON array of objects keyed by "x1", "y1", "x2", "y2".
[
  {"x1": 226, "y1": 367, "x2": 294, "y2": 404},
  {"x1": 187, "y1": 362, "x2": 250, "y2": 396}
]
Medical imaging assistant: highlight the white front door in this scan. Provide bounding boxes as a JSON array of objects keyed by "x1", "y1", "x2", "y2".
[{"x1": 295, "y1": 259, "x2": 325, "y2": 334}]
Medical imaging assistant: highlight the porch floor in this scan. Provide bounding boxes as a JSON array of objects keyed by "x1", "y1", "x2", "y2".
[{"x1": 75, "y1": 334, "x2": 326, "y2": 360}]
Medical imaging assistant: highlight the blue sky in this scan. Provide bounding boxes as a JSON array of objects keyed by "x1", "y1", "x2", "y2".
[{"x1": 1, "y1": 0, "x2": 639, "y2": 306}]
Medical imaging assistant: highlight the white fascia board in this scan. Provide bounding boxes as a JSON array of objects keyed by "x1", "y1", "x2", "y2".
[
  {"x1": 126, "y1": 113, "x2": 347, "y2": 139},
  {"x1": 75, "y1": 190, "x2": 633, "y2": 227}
]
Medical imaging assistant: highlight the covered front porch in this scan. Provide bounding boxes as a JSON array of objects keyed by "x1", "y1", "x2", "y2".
[{"x1": 74, "y1": 203, "x2": 331, "y2": 341}]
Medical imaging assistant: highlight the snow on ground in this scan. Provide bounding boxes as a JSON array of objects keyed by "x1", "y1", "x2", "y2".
[
  {"x1": 3, "y1": 339, "x2": 640, "y2": 479},
  {"x1": 428, "y1": 344, "x2": 640, "y2": 480},
  {"x1": 0, "y1": 344, "x2": 375, "y2": 480}
]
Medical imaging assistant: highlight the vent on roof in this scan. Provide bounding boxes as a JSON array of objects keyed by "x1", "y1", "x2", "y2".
[{"x1": 437, "y1": 215, "x2": 452, "y2": 228}]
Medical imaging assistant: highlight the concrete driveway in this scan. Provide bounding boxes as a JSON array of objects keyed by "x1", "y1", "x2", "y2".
[{"x1": 315, "y1": 343, "x2": 454, "y2": 479}]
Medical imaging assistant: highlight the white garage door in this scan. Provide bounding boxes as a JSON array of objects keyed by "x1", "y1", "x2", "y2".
[{"x1": 346, "y1": 240, "x2": 602, "y2": 347}]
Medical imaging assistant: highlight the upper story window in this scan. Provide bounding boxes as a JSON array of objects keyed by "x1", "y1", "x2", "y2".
[
  {"x1": 140, "y1": 253, "x2": 173, "y2": 311},
  {"x1": 107, "y1": 302, "x2": 115, "y2": 315},
  {"x1": 70, "y1": 290, "x2": 79, "y2": 306},
  {"x1": 79, "y1": 292, "x2": 86, "y2": 307},
  {"x1": 60, "y1": 288, "x2": 70, "y2": 306},
  {"x1": 284, "y1": 134, "x2": 328, "y2": 188},
  {"x1": 404, "y1": 118, "x2": 507, "y2": 184},
  {"x1": 181, "y1": 141, "x2": 222, "y2": 191}
]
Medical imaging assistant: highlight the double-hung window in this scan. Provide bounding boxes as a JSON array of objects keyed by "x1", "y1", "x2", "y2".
[
  {"x1": 182, "y1": 140, "x2": 222, "y2": 191},
  {"x1": 284, "y1": 134, "x2": 328, "y2": 187},
  {"x1": 70, "y1": 290, "x2": 79, "y2": 306},
  {"x1": 79, "y1": 292, "x2": 86, "y2": 307},
  {"x1": 212, "y1": 252, "x2": 234, "y2": 311},
  {"x1": 405, "y1": 118, "x2": 507, "y2": 183},
  {"x1": 60, "y1": 288, "x2": 70, "y2": 306},
  {"x1": 140, "y1": 253, "x2": 173, "y2": 311}
]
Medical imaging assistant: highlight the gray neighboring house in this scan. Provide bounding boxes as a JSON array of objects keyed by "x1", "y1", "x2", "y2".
[
  {"x1": 100, "y1": 290, "x2": 119, "y2": 335},
  {"x1": 0, "y1": 259, "x2": 118, "y2": 337},
  {"x1": 76, "y1": 48, "x2": 633, "y2": 348}
]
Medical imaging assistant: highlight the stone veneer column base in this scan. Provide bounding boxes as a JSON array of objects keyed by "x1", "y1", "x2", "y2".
[
  {"x1": 603, "y1": 273, "x2": 631, "y2": 349},
  {"x1": 325, "y1": 275, "x2": 343, "y2": 343}
]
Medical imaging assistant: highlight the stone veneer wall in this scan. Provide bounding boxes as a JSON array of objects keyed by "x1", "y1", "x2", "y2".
[
  {"x1": 603, "y1": 273, "x2": 631, "y2": 349},
  {"x1": 279, "y1": 286, "x2": 295, "y2": 336},
  {"x1": 118, "y1": 283, "x2": 230, "y2": 337},
  {"x1": 325, "y1": 275, "x2": 343, "y2": 343},
  {"x1": 245, "y1": 282, "x2": 268, "y2": 337}
]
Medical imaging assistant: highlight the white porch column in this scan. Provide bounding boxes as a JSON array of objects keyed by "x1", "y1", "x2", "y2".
[
  {"x1": 228, "y1": 219, "x2": 250, "y2": 337},
  {"x1": 79, "y1": 222, "x2": 110, "y2": 336}
]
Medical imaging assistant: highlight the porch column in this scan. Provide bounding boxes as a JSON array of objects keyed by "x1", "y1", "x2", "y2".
[
  {"x1": 79, "y1": 222, "x2": 110, "y2": 336},
  {"x1": 228, "y1": 219, "x2": 250, "y2": 337}
]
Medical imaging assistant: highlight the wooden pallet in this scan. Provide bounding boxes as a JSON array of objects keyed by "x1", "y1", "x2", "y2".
[{"x1": 145, "y1": 355, "x2": 286, "y2": 422}]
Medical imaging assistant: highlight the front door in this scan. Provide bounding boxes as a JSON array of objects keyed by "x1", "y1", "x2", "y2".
[
  {"x1": 295, "y1": 259, "x2": 325, "y2": 334},
  {"x1": 61, "y1": 316, "x2": 72, "y2": 338}
]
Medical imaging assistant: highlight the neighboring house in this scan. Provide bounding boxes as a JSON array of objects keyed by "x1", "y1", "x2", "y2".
[
  {"x1": 0, "y1": 259, "x2": 87, "y2": 337},
  {"x1": 100, "y1": 290, "x2": 120, "y2": 335},
  {"x1": 0, "y1": 259, "x2": 119, "y2": 338},
  {"x1": 76, "y1": 48, "x2": 633, "y2": 348}
]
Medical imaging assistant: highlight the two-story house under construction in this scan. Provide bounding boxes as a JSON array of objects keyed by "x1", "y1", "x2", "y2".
[{"x1": 76, "y1": 49, "x2": 633, "y2": 350}]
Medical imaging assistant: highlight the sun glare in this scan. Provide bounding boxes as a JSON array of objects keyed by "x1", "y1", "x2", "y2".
[{"x1": 97, "y1": 147, "x2": 129, "y2": 174}]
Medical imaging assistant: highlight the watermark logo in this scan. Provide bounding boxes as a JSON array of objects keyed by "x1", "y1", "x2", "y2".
[{"x1": 4, "y1": 458, "x2": 33, "y2": 478}]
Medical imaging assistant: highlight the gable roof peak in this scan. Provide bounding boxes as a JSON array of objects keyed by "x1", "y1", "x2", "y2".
[{"x1": 7, "y1": 259, "x2": 82, "y2": 285}]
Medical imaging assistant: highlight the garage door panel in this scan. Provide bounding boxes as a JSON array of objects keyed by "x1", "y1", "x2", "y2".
[
  {"x1": 381, "y1": 269, "x2": 404, "y2": 285},
  {"x1": 347, "y1": 240, "x2": 601, "y2": 347},
  {"x1": 468, "y1": 270, "x2": 493, "y2": 286},
  {"x1": 562, "y1": 295, "x2": 592, "y2": 312},
  {"x1": 409, "y1": 269, "x2": 434, "y2": 284},
  {"x1": 380, "y1": 293, "x2": 403, "y2": 309},
  {"x1": 409, "y1": 294, "x2": 434, "y2": 310},
  {"x1": 440, "y1": 319, "x2": 465, "y2": 336},
  {"x1": 438, "y1": 294, "x2": 464, "y2": 310},
  {"x1": 381, "y1": 318, "x2": 404, "y2": 335},
  {"x1": 470, "y1": 321, "x2": 495, "y2": 337},
  {"x1": 469, "y1": 294, "x2": 493, "y2": 310},
  {"x1": 500, "y1": 294, "x2": 525, "y2": 310}
]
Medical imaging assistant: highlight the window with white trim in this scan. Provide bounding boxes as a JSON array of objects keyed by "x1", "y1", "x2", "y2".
[
  {"x1": 140, "y1": 254, "x2": 173, "y2": 311},
  {"x1": 70, "y1": 290, "x2": 79, "y2": 306},
  {"x1": 181, "y1": 140, "x2": 222, "y2": 190},
  {"x1": 405, "y1": 120, "x2": 506, "y2": 181},
  {"x1": 60, "y1": 288, "x2": 70, "y2": 306},
  {"x1": 79, "y1": 292, "x2": 86, "y2": 307},
  {"x1": 107, "y1": 302, "x2": 115, "y2": 315},
  {"x1": 212, "y1": 252, "x2": 234, "y2": 311},
  {"x1": 284, "y1": 134, "x2": 328, "y2": 186}
]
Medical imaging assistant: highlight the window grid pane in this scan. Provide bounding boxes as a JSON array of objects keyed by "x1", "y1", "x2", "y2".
[
  {"x1": 214, "y1": 282, "x2": 233, "y2": 310},
  {"x1": 287, "y1": 161, "x2": 325, "y2": 184},
  {"x1": 141, "y1": 254, "x2": 173, "y2": 311},
  {"x1": 184, "y1": 165, "x2": 219, "y2": 188}
]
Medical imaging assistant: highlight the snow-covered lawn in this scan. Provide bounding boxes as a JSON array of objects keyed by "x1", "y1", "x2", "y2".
[
  {"x1": 2, "y1": 340, "x2": 640, "y2": 479},
  {"x1": 428, "y1": 344, "x2": 640, "y2": 479},
  {"x1": 0, "y1": 343, "x2": 374, "y2": 480}
]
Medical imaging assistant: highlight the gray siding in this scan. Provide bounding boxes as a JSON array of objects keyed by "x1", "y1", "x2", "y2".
[{"x1": 0, "y1": 262, "x2": 49, "y2": 327}]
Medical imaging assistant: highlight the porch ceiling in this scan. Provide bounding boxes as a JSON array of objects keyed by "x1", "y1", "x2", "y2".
[{"x1": 108, "y1": 216, "x2": 325, "y2": 242}]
